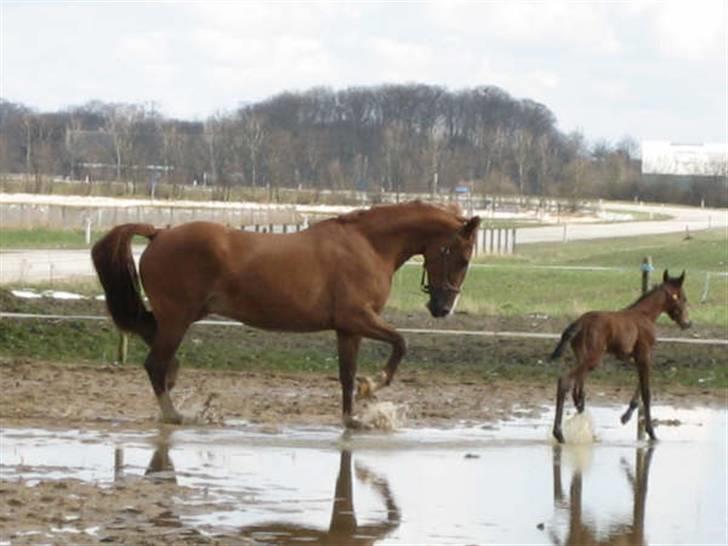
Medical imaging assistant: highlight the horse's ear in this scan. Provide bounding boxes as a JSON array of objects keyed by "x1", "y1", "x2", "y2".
[
  {"x1": 663, "y1": 269, "x2": 669, "y2": 283},
  {"x1": 461, "y1": 216, "x2": 481, "y2": 239},
  {"x1": 677, "y1": 270, "x2": 686, "y2": 286}
]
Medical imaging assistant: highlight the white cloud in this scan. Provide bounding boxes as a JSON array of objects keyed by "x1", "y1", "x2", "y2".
[
  {"x1": 652, "y1": 0, "x2": 726, "y2": 60},
  {"x1": 426, "y1": 1, "x2": 622, "y2": 54}
]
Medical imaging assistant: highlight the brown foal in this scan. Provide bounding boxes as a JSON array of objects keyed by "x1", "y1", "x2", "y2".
[{"x1": 550, "y1": 270, "x2": 691, "y2": 443}]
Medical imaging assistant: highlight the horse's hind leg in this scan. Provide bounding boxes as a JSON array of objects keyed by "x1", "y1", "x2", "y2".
[
  {"x1": 553, "y1": 371, "x2": 575, "y2": 443},
  {"x1": 144, "y1": 325, "x2": 187, "y2": 424},
  {"x1": 138, "y1": 325, "x2": 180, "y2": 393},
  {"x1": 621, "y1": 386, "x2": 640, "y2": 425},
  {"x1": 572, "y1": 376, "x2": 586, "y2": 413},
  {"x1": 554, "y1": 354, "x2": 597, "y2": 442}
]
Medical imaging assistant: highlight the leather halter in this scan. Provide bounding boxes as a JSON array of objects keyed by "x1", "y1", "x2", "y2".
[{"x1": 420, "y1": 239, "x2": 462, "y2": 295}]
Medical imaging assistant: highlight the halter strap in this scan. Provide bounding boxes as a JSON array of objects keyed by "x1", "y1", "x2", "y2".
[{"x1": 420, "y1": 237, "x2": 462, "y2": 295}]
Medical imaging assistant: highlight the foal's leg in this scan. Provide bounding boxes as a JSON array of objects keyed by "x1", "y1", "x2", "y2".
[
  {"x1": 635, "y1": 351, "x2": 657, "y2": 441},
  {"x1": 347, "y1": 311, "x2": 406, "y2": 399},
  {"x1": 554, "y1": 354, "x2": 597, "y2": 443},
  {"x1": 336, "y1": 331, "x2": 362, "y2": 428},
  {"x1": 572, "y1": 374, "x2": 586, "y2": 413},
  {"x1": 621, "y1": 386, "x2": 641, "y2": 425},
  {"x1": 553, "y1": 369, "x2": 576, "y2": 443}
]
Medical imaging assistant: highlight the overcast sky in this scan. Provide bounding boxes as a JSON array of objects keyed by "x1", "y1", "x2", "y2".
[{"x1": 1, "y1": 1, "x2": 726, "y2": 146}]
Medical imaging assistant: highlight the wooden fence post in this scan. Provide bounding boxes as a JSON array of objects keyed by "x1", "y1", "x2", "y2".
[{"x1": 117, "y1": 332, "x2": 128, "y2": 365}]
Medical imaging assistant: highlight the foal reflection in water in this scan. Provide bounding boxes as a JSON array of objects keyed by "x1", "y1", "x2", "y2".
[
  {"x1": 550, "y1": 270, "x2": 691, "y2": 443},
  {"x1": 550, "y1": 445, "x2": 654, "y2": 546},
  {"x1": 92, "y1": 201, "x2": 480, "y2": 426}
]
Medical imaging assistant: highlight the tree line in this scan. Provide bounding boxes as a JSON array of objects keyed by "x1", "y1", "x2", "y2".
[{"x1": 0, "y1": 84, "x2": 721, "y2": 205}]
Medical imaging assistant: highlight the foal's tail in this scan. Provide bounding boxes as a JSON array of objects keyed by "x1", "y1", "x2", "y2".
[
  {"x1": 91, "y1": 223, "x2": 159, "y2": 341},
  {"x1": 549, "y1": 320, "x2": 581, "y2": 361}
]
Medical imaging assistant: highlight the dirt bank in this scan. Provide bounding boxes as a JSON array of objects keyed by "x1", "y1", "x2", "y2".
[{"x1": 1, "y1": 358, "x2": 723, "y2": 431}]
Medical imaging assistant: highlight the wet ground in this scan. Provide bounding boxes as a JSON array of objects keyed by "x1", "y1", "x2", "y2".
[{"x1": 2, "y1": 403, "x2": 726, "y2": 545}]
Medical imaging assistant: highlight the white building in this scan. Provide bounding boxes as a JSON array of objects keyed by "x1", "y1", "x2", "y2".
[{"x1": 641, "y1": 141, "x2": 727, "y2": 176}]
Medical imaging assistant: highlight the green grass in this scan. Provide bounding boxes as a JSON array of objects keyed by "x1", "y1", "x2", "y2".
[
  {"x1": 498, "y1": 228, "x2": 727, "y2": 270},
  {"x1": 0, "y1": 228, "x2": 105, "y2": 249},
  {"x1": 1, "y1": 317, "x2": 724, "y2": 389}
]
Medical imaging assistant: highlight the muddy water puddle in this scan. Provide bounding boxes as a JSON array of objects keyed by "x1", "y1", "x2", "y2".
[{"x1": 1, "y1": 404, "x2": 726, "y2": 545}]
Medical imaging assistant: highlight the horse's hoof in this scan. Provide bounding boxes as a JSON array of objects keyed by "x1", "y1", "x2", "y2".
[
  {"x1": 158, "y1": 412, "x2": 185, "y2": 425},
  {"x1": 355, "y1": 376, "x2": 376, "y2": 400},
  {"x1": 620, "y1": 413, "x2": 631, "y2": 425},
  {"x1": 343, "y1": 415, "x2": 370, "y2": 431}
]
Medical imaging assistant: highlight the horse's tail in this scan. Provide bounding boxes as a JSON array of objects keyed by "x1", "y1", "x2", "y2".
[
  {"x1": 550, "y1": 320, "x2": 581, "y2": 361},
  {"x1": 91, "y1": 223, "x2": 158, "y2": 341}
]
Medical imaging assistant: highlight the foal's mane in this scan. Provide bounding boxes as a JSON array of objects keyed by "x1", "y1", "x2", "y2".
[{"x1": 626, "y1": 284, "x2": 665, "y2": 309}]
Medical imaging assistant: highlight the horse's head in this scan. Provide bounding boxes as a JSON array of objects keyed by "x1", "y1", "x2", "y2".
[
  {"x1": 421, "y1": 216, "x2": 481, "y2": 318},
  {"x1": 662, "y1": 270, "x2": 691, "y2": 329}
]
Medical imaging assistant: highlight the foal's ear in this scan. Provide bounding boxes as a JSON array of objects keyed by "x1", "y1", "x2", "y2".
[
  {"x1": 460, "y1": 216, "x2": 481, "y2": 239},
  {"x1": 663, "y1": 269, "x2": 670, "y2": 283},
  {"x1": 677, "y1": 270, "x2": 686, "y2": 286}
]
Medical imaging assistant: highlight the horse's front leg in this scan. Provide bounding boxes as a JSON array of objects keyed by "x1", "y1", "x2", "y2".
[
  {"x1": 336, "y1": 331, "x2": 362, "y2": 428},
  {"x1": 342, "y1": 310, "x2": 406, "y2": 400}
]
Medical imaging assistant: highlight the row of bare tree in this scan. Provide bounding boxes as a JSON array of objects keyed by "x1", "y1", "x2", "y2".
[{"x1": 0, "y1": 85, "x2": 721, "y2": 205}]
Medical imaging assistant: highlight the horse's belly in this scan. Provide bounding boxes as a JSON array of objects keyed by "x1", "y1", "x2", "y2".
[{"x1": 209, "y1": 295, "x2": 332, "y2": 333}]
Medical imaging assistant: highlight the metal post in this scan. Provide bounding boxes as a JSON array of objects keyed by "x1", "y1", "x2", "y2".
[{"x1": 641, "y1": 256, "x2": 653, "y2": 295}]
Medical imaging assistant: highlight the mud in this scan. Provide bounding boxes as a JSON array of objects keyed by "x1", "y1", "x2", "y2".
[
  {"x1": 1, "y1": 358, "x2": 726, "y2": 545},
  {"x1": 1, "y1": 357, "x2": 722, "y2": 431}
]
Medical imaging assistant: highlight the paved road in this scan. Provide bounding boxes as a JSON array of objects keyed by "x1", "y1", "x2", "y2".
[
  {"x1": 517, "y1": 202, "x2": 726, "y2": 244},
  {"x1": 1, "y1": 203, "x2": 725, "y2": 283}
]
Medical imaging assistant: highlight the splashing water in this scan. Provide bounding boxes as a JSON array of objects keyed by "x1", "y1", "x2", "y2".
[
  {"x1": 562, "y1": 411, "x2": 597, "y2": 444},
  {"x1": 358, "y1": 402, "x2": 408, "y2": 431}
]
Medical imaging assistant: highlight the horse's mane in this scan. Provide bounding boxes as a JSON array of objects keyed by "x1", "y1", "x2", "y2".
[
  {"x1": 626, "y1": 284, "x2": 665, "y2": 309},
  {"x1": 336, "y1": 200, "x2": 465, "y2": 225}
]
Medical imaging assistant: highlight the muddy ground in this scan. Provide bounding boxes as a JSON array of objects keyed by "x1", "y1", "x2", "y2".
[{"x1": 2, "y1": 357, "x2": 726, "y2": 545}]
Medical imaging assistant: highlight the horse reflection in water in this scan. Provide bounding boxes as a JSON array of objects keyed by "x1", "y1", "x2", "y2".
[
  {"x1": 550, "y1": 445, "x2": 654, "y2": 546},
  {"x1": 238, "y1": 450, "x2": 401, "y2": 545},
  {"x1": 117, "y1": 441, "x2": 400, "y2": 545}
]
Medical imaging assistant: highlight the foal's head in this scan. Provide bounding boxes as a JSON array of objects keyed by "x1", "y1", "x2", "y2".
[
  {"x1": 662, "y1": 270, "x2": 691, "y2": 329},
  {"x1": 421, "y1": 216, "x2": 481, "y2": 318}
]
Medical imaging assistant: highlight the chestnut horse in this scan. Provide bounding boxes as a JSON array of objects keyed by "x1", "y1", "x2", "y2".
[
  {"x1": 92, "y1": 201, "x2": 480, "y2": 426},
  {"x1": 550, "y1": 270, "x2": 691, "y2": 443}
]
